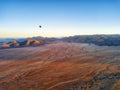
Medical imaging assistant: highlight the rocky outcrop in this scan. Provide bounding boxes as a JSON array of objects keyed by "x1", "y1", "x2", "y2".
[
  {"x1": 20, "y1": 39, "x2": 41, "y2": 46},
  {"x1": 25, "y1": 40, "x2": 41, "y2": 46},
  {"x1": 2, "y1": 40, "x2": 19, "y2": 48},
  {"x1": 0, "y1": 39, "x2": 42, "y2": 48}
]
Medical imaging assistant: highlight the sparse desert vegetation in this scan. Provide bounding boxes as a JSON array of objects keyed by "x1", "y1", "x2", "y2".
[{"x1": 0, "y1": 42, "x2": 120, "y2": 90}]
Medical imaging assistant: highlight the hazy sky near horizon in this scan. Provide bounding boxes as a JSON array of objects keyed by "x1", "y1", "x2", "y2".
[{"x1": 0, "y1": 0, "x2": 120, "y2": 38}]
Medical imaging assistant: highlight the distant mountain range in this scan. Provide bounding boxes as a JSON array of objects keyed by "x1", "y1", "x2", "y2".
[
  {"x1": 31, "y1": 34, "x2": 120, "y2": 46},
  {"x1": 1, "y1": 34, "x2": 120, "y2": 48},
  {"x1": 61, "y1": 34, "x2": 120, "y2": 46}
]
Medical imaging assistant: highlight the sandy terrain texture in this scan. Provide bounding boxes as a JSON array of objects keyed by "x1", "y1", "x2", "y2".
[{"x1": 0, "y1": 42, "x2": 120, "y2": 90}]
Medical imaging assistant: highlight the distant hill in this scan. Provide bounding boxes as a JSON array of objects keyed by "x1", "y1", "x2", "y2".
[
  {"x1": 0, "y1": 38, "x2": 27, "y2": 45},
  {"x1": 0, "y1": 39, "x2": 42, "y2": 48},
  {"x1": 20, "y1": 39, "x2": 42, "y2": 46}
]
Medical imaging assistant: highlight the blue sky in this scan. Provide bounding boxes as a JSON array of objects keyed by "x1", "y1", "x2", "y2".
[{"x1": 0, "y1": 0, "x2": 120, "y2": 38}]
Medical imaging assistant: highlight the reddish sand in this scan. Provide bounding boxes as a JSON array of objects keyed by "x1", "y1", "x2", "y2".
[{"x1": 0, "y1": 42, "x2": 120, "y2": 90}]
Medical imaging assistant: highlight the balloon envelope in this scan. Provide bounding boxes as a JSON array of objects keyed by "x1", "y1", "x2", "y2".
[{"x1": 39, "y1": 25, "x2": 42, "y2": 28}]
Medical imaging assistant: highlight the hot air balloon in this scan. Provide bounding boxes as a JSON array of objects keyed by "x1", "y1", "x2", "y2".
[{"x1": 39, "y1": 25, "x2": 42, "y2": 28}]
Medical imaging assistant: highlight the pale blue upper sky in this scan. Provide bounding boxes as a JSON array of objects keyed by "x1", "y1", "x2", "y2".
[{"x1": 0, "y1": 0, "x2": 120, "y2": 38}]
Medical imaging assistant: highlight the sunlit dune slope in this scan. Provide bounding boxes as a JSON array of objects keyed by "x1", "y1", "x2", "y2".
[{"x1": 0, "y1": 42, "x2": 120, "y2": 90}]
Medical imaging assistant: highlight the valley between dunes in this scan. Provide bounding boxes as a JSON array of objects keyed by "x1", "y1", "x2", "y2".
[{"x1": 0, "y1": 42, "x2": 120, "y2": 90}]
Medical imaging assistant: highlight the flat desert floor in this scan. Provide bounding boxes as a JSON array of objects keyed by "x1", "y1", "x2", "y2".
[{"x1": 0, "y1": 42, "x2": 120, "y2": 90}]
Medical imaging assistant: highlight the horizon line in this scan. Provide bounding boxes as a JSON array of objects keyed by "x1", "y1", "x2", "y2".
[{"x1": 1, "y1": 34, "x2": 120, "y2": 39}]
